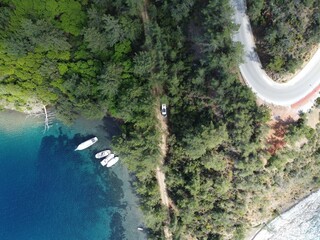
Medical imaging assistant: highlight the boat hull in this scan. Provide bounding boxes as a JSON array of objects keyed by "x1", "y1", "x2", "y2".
[
  {"x1": 75, "y1": 137, "x2": 98, "y2": 151},
  {"x1": 106, "y1": 157, "x2": 119, "y2": 167},
  {"x1": 95, "y1": 150, "x2": 111, "y2": 159},
  {"x1": 100, "y1": 154, "x2": 115, "y2": 166}
]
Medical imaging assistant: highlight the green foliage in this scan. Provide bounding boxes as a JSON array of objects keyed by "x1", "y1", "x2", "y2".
[
  {"x1": 7, "y1": 0, "x2": 86, "y2": 35},
  {"x1": 83, "y1": 27, "x2": 109, "y2": 53},
  {"x1": 0, "y1": 0, "x2": 144, "y2": 122},
  {"x1": 247, "y1": 0, "x2": 264, "y2": 22},
  {"x1": 315, "y1": 97, "x2": 320, "y2": 108},
  {"x1": 267, "y1": 56, "x2": 285, "y2": 73},
  {"x1": 268, "y1": 154, "x2": 287, "y2": 170},
  {"x1": 1, "y1": 1, "x2": 320, "y2": 239},
  {"x1": 203, "y1": 153, "x2": 228, "y2": 171},
  {"x1": 83, "y1": 10, "x2": 142, "y2": 55},
  {"x1": 183, "y1": 124, "x2": 228, "y2": 160},
  {"x1": 247, "y1": 0, "x2": 320, "y2": 74},
  {"x1": 150, "y1": 1, "x2": 316, "y2": 239}
]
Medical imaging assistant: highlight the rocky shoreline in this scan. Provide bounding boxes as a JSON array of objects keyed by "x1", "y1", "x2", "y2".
[{"x1": 248, "y1": 189, "x2": 320, "y2": 240}]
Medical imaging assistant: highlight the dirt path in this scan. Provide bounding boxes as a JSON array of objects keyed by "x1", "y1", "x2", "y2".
[
  {"x1": 141, "y1": 0, "x2": 149, "y2": 23},
  {"x1": 139, "y1": 1, "x2": 174, "y2": 237},
  {"x1": 156, "y1": 166, "x2": 169, "y2": 207},
  {"x1": 155, "y1": 106, "x2": 173, "y2": 240},
  {"x1": 156, "y1": 107, "x2": 168, "y2": 161},
  {"x1": 155, "y1": 106, "x2": 176, "y2": 210}
]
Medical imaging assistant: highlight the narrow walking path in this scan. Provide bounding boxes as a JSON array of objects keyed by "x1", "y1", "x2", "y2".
[
  {"x1": 155, "y1": 105, "x2": 173, "y2": 240},
  {"x1": 155, "y1": 104, "x2": 179, "y2": 211},
  {"x1": 156, "y1": 166, "x2": 169, "y2": 207},
  {"x1": 139, "y1": 1, "x2": 175, "y2": 237}
]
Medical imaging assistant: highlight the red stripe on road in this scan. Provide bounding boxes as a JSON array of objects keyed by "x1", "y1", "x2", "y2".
[{"x1": 291, "y1": 84, "x2": 320, "y2": 109}]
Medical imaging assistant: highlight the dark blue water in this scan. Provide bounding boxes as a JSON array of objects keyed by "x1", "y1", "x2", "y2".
[{"x1": 0, "y1": 112, "x2": 137, "y2": 240}]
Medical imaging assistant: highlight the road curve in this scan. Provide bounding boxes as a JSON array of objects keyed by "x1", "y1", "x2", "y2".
[{"x1": 231, "y1": 0, "x2": 320, "y2": 107}]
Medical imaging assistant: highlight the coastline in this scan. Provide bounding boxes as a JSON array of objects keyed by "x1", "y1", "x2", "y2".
[
  {"x1": 246, "y1": 188, "x2": 320, "y2": 240},
  {"x1": 0, "y1": 108, "x2": 147, "y2": 240},
  {"x1": 0, "y1": 100, "x2": 44, "y2": 115},
  {"x1": 113, "y1": 164, "x2": 147, "y2": 240},
  {"x1": 0, "y1": 109, "x2": 43, "y2": 132},
  {"x1": 64, "y1": 115, "x2": 148, "y2": 239}
]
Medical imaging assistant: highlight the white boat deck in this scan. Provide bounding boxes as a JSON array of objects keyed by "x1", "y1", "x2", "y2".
[
  {"x1": 95, "y1": 150, "x2": 111, "y2": 159},
  {"x1": 75, "y1": 137, "x2": 98, "y2": 151}
]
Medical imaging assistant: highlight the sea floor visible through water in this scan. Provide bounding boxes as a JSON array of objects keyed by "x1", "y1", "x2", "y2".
[{"x1": 0, "y1": 110, "x2": 146, "y2": 240}]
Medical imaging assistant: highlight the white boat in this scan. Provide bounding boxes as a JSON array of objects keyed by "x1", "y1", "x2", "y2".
[
  {"x1": 106, "y1": 156, "x2": 119, "y2": 168},
  {"x1": 95, "y1": 150, "x2": 111, "y2": 159},
  {"x1": 105, "y1": 153, "x2": 114, "y2": 162},
  {"x1": 100, "y1": 154, "x2": 115, "y2": 166},
  {"x1": 75, "y1": 137, "x2": 98, "y2": 151},
  {"x1": 100, "y1": 158, "x2": 108, "y2": 166}
]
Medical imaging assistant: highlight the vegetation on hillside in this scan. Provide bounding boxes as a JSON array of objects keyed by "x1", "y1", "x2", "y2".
[
  {"x1": 115, "y1": 1, "x2": 320, "y2": 239},
  {"x1": 0, "y1": 0, "x2": 147, "y2": 122},
  {"x1": 1, "y1": 1, "x2": 320, "y2": 239},
  {"x1": 247, "y1": 0, "x2": 320, "y2": 76},
  {"x1": 0, "y1": 0, "x2": 165, "y2": 237}
]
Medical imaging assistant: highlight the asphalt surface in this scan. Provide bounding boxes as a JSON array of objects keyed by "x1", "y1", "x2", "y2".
[{"x1": 231, "y1": 0, "x2": 320, "y2": 106}]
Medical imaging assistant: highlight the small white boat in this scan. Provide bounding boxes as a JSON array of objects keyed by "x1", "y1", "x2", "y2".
[
  {"x1": 100, "y1": 158, "x2": 108, "y2": 166},
  {"x1": 75, "y1": 137, "x2": 98, "y2": 151},
  {"x1": 137, "y1": 227, "x2": 144, "y2": 231},
  {"x1": 100, "y1": 154, "x2": 115, "y2": 166},
  {"x1": 95, "y1": 150, "x2": 111, "y2": 159},
  {"x1": 105, "y1": 153, "x2": 115, "y2": 162},
  {"x1": 106, "y1": 156, "x2": 119, "y2": 168}
]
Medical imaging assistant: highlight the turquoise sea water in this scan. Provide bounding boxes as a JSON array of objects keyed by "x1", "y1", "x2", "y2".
[{"x1": 0, "y1": 111, "x2": 146, "y2": 240}]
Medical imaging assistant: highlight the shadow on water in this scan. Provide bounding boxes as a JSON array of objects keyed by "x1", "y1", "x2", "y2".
[
  {"x1": 101, "y1": 116, "x2": 121, "y2": 137},
  {"x1": 103, "y1": 169, "x2": 127, "y2": 240},
  {"x1": 34, "y1": 130, "x2": 126, "y2": 240},
  {"x1": 110, "y1": 212, "x2": 126, "y2": 240}
]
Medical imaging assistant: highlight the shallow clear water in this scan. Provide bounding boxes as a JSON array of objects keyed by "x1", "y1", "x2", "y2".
[{"x1": 0, "y1": 111, "x2": 146, "y2": 240}]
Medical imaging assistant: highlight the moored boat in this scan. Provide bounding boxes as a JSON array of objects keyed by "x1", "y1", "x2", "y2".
[
  {"x1": 105, "y1": 153, "x2": 114, "y2": 162},
  {"x1": 75, "y1": 137, "x2": 98, "y2": 151},
  {"x1": 95, "y1": 150, "x2": 111, "y2": 159},
  {"x1": 100, "y1": 158, "x2": 108, "y2": 166},
  {"x1": 100, "y1": 154, "x2": 115, "y2": 166},
  {"x1": 106, "y1": 156, "x2": 119, "y2": 168}
]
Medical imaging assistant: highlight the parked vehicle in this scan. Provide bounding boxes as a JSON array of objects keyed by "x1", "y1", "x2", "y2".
[{"x1": 161, "y1": 104, "x2": 167, "y2": 117}]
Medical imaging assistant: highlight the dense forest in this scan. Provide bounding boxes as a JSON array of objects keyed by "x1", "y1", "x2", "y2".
[
  {"x1": 1, "y1": 0, "x2": 320, "y2": 239},
  {"x1": 0, "y1": 0, "x2": 149, "y2": 123},
  {"x1": 247, "y1": 0, "x2": 320, "y2": 77}
]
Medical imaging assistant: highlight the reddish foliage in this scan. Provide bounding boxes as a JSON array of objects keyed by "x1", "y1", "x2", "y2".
[{"x1": 266, "y1": 118, "x2": 294, "y2": 155}]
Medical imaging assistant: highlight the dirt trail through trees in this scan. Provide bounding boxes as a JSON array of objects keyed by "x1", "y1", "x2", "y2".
[
  {"x1": 156, "y1": 167, "x2": 169, "y2": 207},
  {"x1": 140, "y1": 1, "x2": 174, "y2": 237},
  {"x1": 155, "y1": 106, "x2": 173, "y2": 240}
]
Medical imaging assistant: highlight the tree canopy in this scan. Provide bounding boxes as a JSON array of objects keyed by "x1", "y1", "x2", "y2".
[
  {"x1": 1, "y1": 1, "x2": 320, "y2": 239},
  {"x1": 247, "y1": 0, "x2": 320, "y2": 76}
]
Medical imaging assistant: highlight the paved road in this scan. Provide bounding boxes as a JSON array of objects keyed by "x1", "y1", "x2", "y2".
[{"x1": 231, "y1": 0, "x2": 320, "y2": 107}]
